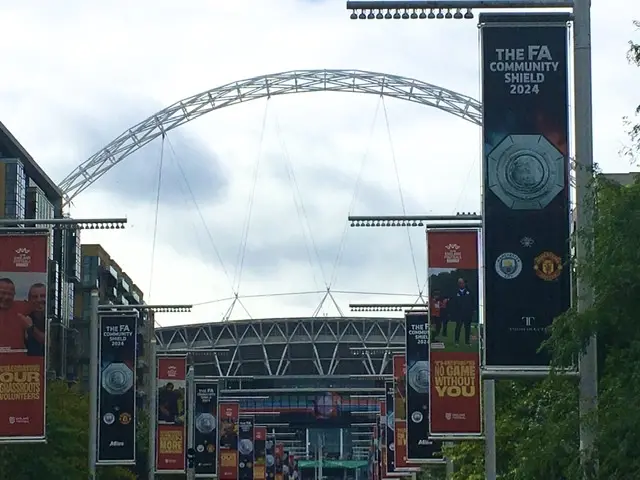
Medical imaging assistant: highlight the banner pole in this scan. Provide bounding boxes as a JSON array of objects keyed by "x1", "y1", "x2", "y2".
[
  {"x1": 186, "y1": 365, "x2": 196, "y2": 480},
  {"x1": 483, "y1": 380, "x2": 496, "y2": 480},
  {"x1": 148, "y1": 336, "x2": 157, "y2": 480},
  {"x1": 573, "y1": 0, "x2": 598, "y2": 475},
  {"x1": 88, "y1": 289, "x2": 99, "y2": 480}
]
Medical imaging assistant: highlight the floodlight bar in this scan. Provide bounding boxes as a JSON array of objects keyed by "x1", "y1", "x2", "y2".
[
  {"x1": 349, "y1": 303, "x2": 427, "y2": 312},
  {"x1": 0, "y1": 217, "x2": 127, "y2": 230},
  {"x1": 346, "y1": 0, "x2": 574, "y2": 21},
  {"x1": 348, "y1": 213, "x2": 480, "y2": 228},
  {"x1": 99, "y1": 304, "x2": 193, "y2": 313}
]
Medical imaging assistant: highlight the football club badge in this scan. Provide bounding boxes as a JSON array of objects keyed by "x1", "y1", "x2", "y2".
[
  {"x1": 495, "y1": 252, "x2": 523, "y2": 279},
  {"x1": 534, "y1": 252, "x2": 563, "y2": 281}
]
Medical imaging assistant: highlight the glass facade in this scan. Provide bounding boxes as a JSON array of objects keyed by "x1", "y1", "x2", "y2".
[
  {"x1": 26, "y1": 184, "x2": 55, "y2": 258},
  {"x1": 2, "y1": 159, "x2": 27, "y2": 219}
]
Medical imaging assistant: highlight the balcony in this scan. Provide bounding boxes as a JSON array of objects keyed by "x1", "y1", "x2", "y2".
[
  {"x1": 118, "y1": 277, "x2": 130, "y2": 293},
  {"x1": 100, "y1": 264, "x2": 118, "y2": 287}
]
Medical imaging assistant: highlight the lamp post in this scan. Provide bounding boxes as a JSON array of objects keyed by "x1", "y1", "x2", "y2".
[
  {"x1": 572, "y1": 0, "x2": 597, "y2": 475},
  {"x1": 0, "y1": 216, "x2": 127, "y2": 480},
  {"x1": 93, "y1": 303, "x2": 193, "y2": 480},
  {"x1": 344, "y1": 0, "x2": 595, "y2": 477}
]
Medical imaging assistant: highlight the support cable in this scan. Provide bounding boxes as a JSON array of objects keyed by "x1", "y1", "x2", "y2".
[
  {"x1": 382, "y1": 98, "x2": 422, "y2": 296},
  {"x1": 329, "y1": 97, "x2": 382, "y2": 288},
  {"x1": 165, "y1": 136, "x2": 236, "y2": 295},
  {"x1": 233, "y1": 100, "x2": 270, "y2": 295},
  {"x1": 273, "y1": 109, "x2": 327, "y2": 289},
  {"x1": 148, "y1": 133, "x2": 165, "y2": 303}
]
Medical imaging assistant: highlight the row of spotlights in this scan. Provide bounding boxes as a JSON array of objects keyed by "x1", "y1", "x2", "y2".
[
  {"x1": 5, "y1": 222, "x2": 126, "y2": 230},
  {"x1": 351, "y1": 306, "x2": 406, "y2": 312},
  {"x1": 351, "y1": 220, "x2": 424, "y2": 227},
  {"x1": 350, "y1": 8, "x2": 474, "y2": 20},
  {"x1": 68, "y1": 222, "x2": 126, "y2": 230}
]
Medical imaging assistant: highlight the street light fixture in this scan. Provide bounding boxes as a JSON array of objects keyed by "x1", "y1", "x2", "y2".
[
  {"x1": 348, "y1": 213, "x2": 479, "y2": 228},
  {"x1": 349, "y1": 303, "x2": 427, "y2": 312},
  {"x1": 0, "y1": 217, "x2": 127, "y2": 229}
]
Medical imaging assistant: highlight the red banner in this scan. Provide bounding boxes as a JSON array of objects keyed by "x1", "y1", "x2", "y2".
[
  {"x1": 219, "y1": 403, "x2": 240, "y2": 480},
  {"x1": 427, "y1": 229, "x2": 482, "y2": 436},
  {"x1": 0, "y1": 232, "x2": 48, "y2": 441},
  {"x1": 156, "y1": 356, "x2": 187, "y2": 472},
  {"x1": 275, "y1": 443, "x2": 284, "y2": 480},
  {"x1": 253, "y1": 426, "x2": 267, "y2": 480}
]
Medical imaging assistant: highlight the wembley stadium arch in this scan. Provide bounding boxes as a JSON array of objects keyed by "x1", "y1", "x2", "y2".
[
  {"x1": 59, "y1": 69, "x2": 483, "y2": 466},
  {"x1": 57, "y1": 69, "x2": 482, "y2": 204}
]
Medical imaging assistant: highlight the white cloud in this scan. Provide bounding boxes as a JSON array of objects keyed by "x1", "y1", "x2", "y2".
[{"x1": 1, "y1": 0, "x2": 639, "y2": 325}]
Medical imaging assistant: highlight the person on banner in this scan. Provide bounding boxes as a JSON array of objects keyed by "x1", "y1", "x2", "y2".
[
  {"x1": 158, "y1": 382, "x2": 184, "y2": 424},
  {"x1": 0, "y1": 277, "x2": 36, "y2": 353},
  {"x1": 430, "y1": 289, "x2": 449, "y2": 341},
  {"x1": 449, "y1": 278, "x2": 476, "y2": 347},
  {"x1": 25, "y1": 282, "x2": 47, "y2": 357}
]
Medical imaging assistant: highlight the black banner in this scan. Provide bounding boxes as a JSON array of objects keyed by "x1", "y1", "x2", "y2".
[
  {"x1": 97, "y1": 314, "x2": 137, "y2": 464},
  {"x1": 239, "y1": 416, "x2": 255, "y2": 480},
  {"x1": 194, "y1": 381, "x2": 218, "y2": 476},
  {"x1": 266, "y1": 435, "x2": 275, "y2": 480},
  {"x1": 481, "y1": 13, "x2": 571, "y2": 368},
  {"x1": 385, "y1": 382, "x2": 395, "y2": 474},
  {"x1": 405, "y1": 312, "x2": 442, "y2": 460}
]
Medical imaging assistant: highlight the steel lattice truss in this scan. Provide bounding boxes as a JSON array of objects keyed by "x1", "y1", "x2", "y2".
[
  {"x1": 57, "y1": 69, "x2": 481, "y2": 203},
  {"x1": 155, "y1": 317, "x2": 405, "y2": 377}
]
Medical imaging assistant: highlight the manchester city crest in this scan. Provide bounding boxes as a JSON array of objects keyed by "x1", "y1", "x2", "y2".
[{"x1": 495, "y1": 252, "x2": 523, "y2": 279}]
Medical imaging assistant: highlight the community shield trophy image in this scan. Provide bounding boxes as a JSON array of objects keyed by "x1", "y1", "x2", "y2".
[
  {"x1": 97, "y1": 313, "x2": 138, "y2": 464},
  {"x1": 0, "y1": 231, "x2": 49, "y2": 443},
  {"x1": 427, "y1": 229, "x2": 482, "y2": 436},
  {"x1": 481, "y1": 12, "x2": 572, "y2": 369}
]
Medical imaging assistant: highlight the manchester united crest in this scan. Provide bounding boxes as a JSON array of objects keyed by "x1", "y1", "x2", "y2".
[{"x1": 534, "y1": 252, "x2": 563, "y2": 281}]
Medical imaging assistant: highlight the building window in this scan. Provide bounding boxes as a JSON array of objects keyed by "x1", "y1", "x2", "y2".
[{"x1": 3, "y1": 161, "x2": 26, "y2": 219}]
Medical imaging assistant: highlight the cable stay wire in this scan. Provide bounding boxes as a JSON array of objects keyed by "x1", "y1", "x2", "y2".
[
  {"x1": 273, "y1": 109, "x2": 328, "y2": 290},
  {"x1": 164, "y1": 135, "x2": 237, "y2": 298},
  {"x1": 382, "y1": 97, "x2": 423, "y2": 297},
  {"x1": 328, "y1": 97, "x2": 382, "y2": 289},
  {"x1": 232, "y1": 99, "x2": 270, "y2": 299},
  {"x1": 452, "y1": 157, "x2": 478, "y2": 215},
  {"x1": 148, "y1": 133, "x2": 165, "y2": 301},
  {"x1": 148, "y1": 134, "x2": 166, "y2": 328},
  {"x1": 188, "y1": 289, "x2": 419, "y2": 308},
  {"x1": 272, "y1": 109, "x2": 322, "y2": 294}
]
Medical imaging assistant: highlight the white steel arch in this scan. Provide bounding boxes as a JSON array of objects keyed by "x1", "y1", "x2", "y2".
[{"x1": 57, "y1": 69, "x2": 482, "y2": 204}]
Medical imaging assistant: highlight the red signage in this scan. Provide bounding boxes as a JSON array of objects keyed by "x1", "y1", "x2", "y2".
[
  {"x1": 253, "y1": 426, "x2": 267, "y2": 480},
  {"x1": 427, "y1": 230, "x2": 478, "y2": 270},
  {"x1": 274, "y1": 443, "x2": 284, "y2": 480},
  {"x1": 156, "y1": 356, "x2": 187, "y2": 473},
  {"x1": 219, "y1": 403, "x2": 240, "y2": 480},
  {"x1": 0, "y1": 232, "x2": 49, "y2": 441},
  {"x1": 427, "y1": 229, "x2": 482, "y2": 436},
  {"x1": 393, "y1": 355, "x2": 410, "y2": 469}
]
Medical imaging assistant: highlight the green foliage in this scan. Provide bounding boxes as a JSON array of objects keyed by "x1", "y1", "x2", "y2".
[{"x1": 0, "y1": 381, "x2": 136, "y2": 480}]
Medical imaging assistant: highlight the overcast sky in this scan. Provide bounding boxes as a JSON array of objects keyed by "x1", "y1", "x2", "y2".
[{"x1": 1, "y1": 0, "x2": 638, "y2": 327}]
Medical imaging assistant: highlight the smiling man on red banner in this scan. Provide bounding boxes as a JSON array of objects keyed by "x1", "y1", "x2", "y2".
[
  {"x1": 427, "y1": 229, "x2": 482, "y2": 437},
  {"x1": 0, "y1": 232, "x2": 49, "y2": 442}
]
